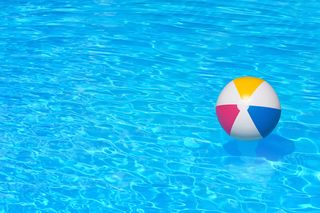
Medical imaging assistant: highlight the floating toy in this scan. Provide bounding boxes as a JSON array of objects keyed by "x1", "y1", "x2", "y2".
[{"x1": 216, "y1": 76, "x2": 281, "y2": 140}]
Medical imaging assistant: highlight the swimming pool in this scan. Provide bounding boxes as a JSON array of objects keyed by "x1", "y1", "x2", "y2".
[{"x1": 0, "y1": 0, "x2": 319, "y2": 212}]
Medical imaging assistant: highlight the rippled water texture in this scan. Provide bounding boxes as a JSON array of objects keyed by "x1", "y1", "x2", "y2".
[{"x1": 0, "y1": 0, "x2": 319, "y2": 212}]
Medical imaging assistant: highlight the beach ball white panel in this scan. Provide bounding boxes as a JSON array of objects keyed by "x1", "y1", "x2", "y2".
[
  {"x1": 216, "y1": 81, "x2": 241, "y2": 106},
  {"x1": 249, "y1": 81, "x2": 281, "y2": 109},
  {"x1": 230, "y1": 110, "x2": 262, "y2": 140}
]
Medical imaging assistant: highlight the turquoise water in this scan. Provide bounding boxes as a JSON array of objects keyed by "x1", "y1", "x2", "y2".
[{"x1": 0, "y1": 0, "x2": 319, "y2": 212}]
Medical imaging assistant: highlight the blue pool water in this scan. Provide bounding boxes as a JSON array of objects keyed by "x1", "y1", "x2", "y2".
[{"x1": 0, "y1": 0, "x2": 319, "y2": 212}]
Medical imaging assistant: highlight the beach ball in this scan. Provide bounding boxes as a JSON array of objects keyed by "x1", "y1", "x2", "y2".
[{"x1": 216, "y1": 76, "x2": 281, "y2": 140}]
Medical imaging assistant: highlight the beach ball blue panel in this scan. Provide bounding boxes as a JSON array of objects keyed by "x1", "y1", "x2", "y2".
[{"x1": 248, "y1": 106, "x2": 281, "y2": 137}]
